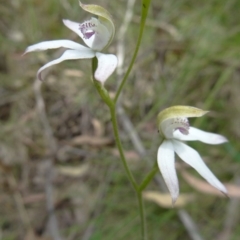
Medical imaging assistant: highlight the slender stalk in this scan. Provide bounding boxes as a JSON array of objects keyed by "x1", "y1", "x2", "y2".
[
  {"x1": 138, "y1": 161, "x2": 158, "y2": 192},
  {"x1": 114, "y1": 0, "x2": 152, "y2": 103},
  {"x1": 90, "y1": 1, "x2": 153, "y2": 235},
  {"x1": 109, "y1": 104, "x2": 138, "y2": 190},
  {"x1": 93, "y1": 79, "x2": 148, "y2": 239},
  {"x1": 109, "y1": 104, "x2": 148, "y2": 239},
  {"x1": 108, "y1": 103, "x2": 151, "y2": 240},
  {"x1": 137, "y1": 192, "x2": 147, "y2": 240},
  {"x1": 92, "y1": 68, "x2": 147, "y2": 238}
]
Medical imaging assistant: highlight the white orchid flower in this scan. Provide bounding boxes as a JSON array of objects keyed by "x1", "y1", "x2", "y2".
[
  {"x1": 157, "y1": 106, "x2": 228, "y2": 205},
  {"x1": 24, "y1": 1, "x2": 117, "y2": 83}
]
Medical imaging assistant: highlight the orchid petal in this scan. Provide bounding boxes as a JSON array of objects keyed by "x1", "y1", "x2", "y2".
[
  {"x1": 157, "y1": 140, "x2": 179, "y2": 205},
  {"x1": 37, "y1": 49, "x2": 95, "y2": 80},
  {"x1": 63, "y1": 18, "x2": 111, "y2": 51},
  {"x1": 94, "y1": 52, "x2": 117, "y2": 83},
  {"x1": 172, "y1": 140, "x2": 227, "y2": 194},
  {"x1": 173, "y1": 127, "x2": 228, "y2": 144},
  {"x1": 24, "y1": 40, "x2": 89, "y2": 54}
]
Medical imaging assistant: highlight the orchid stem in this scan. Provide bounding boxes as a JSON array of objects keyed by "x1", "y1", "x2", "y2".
[
  {"x1": 92, "y1": 64, "x2": 147, "y2": 239},
  {"x1": 114, "y1": 0, "x2": 152, "y2": 103},
  {"x1": 109, "y1": 104, "x2": 138, "y2": 190},
  {"x1": 91, "y1": 1, "x2": 153, "y2": 238},
  {"x1": 93, "y1": 81, "x2": 148, "y2": 240},
  {"x1": 138, "y1": 161, "x2": 158, "y2": 192},
  {"x1": 109, "y1": 103, "x2": 147, "y2": 240},
  {"x1": 92, "y1": 58, "x2": 138, "y2": 191},
  {"x1": 137, "y1": 192, "x2": 147, "y2": 240}
]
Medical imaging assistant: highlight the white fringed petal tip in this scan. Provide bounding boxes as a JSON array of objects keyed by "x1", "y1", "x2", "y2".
[{"x1": 157, "y1": 106, "x2": 228, "y2": 205}]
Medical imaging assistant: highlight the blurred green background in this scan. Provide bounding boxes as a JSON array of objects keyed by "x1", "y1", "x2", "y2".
[{"x1": 0, "y1": 0, "x2": 240, "y2": 239}]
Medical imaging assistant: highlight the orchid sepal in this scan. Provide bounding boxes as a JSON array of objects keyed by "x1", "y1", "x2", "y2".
[{"x1": 157, "y1": 106, "x2": 208, "y2": 131}]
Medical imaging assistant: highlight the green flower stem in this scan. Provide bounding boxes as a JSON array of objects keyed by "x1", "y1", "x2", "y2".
[
  {"x1": 91, "y1": 1, "x2": 153, "y2": 236},
  {"x1": 92, "y1": 58, "x2": 114, "y2": 108},
  {"x1": 109, "y1": 104, "x2": 149, "y2": 240},
  {"x1": 92, "y1": 58, "x2": 138, "y2": 190},
  {"x1": 114, "y1": 0, "x2": 152, "y2": 103},
  {"x1": 93, "y1": 80, "x2": 114, "y2": 108},
  {"x1": 109, "y1": 104, "x2": 139, "y2": 190},
  {"x1": 138, "y1": 161, "x2": 158, "y2": 192},
  {"x1": 92, "y1": 73, "x2": 148, "y2": 239},
  {"x1": 109, "y1": 102, "x2": 147, "y2": 240},
  {"x1": 93, "y1": 84, "x2": 148, "y2": 239},
  {"x1": 137, "y1": 192, "x2": 147, "y2": 240},
  {"x1": 92, "y1": 86, "x2": 147, "y2": 238}
]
